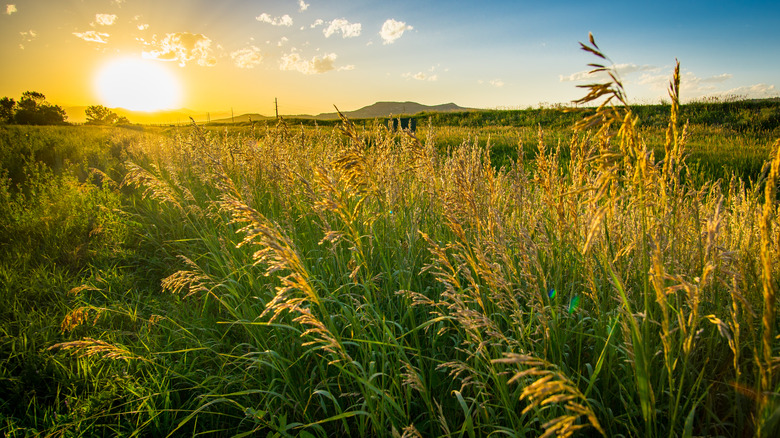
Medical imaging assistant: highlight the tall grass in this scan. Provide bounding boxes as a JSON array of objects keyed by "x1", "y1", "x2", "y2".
[{"x1": 2, "y1": 36, "x2": 779, "y2": 436}]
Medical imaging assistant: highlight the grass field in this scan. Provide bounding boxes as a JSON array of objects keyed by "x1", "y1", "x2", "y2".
[{"x1": 1, "y1": 63, "x2": 780, "y2": 437}]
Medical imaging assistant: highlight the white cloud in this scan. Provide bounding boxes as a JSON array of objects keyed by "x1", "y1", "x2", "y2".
[
  {"x1": 94, "y1": 14, "x2": 117, "y2": 26},
  {"x1": 73, "y1": 30, "x2": 108, "y2": 44},
  {"x1": 560, "y1": 64, "x2": 745, "y2": 100},
  {"x1": 277, "y1": 36, "x2": 288, "y2": 47},
  {"x1": 6, "y1": 4, "x2": 16, "y2": 15},
  {"x1": 231, "y1": 46, "x2": 263, "y2": 69},
  {"x1": 323, "y1": 18, "x2": 361, "y2": 38},
  {"x1": 113, "y1": 0, "x2": 125, "y2": 5},
  {"x1": 404, "y1": 64, "x2": 443, "y2": 81},
  {"x1": 559, "y1": 70, "x2": 593, "y2": 82},
  {"x1": 142, "y1": 32, "x2": 217, "y2": 67},
  {"x1": 298, "y1": 0, "x2": 309, "y2": 12},
  {"x1": 281, "y1": 50, "x2": 352, "y2": 74},
  {"x1": 560, "y1": 63, "x2": 657, "y2": 82},
  {"x1": 715, "y1": 83, "x2": 777, "y2": 99},
  {"x1": 559, "y1": 70, "x2": 590, "y2": 82},
  {"x1": 132, "y1": 15, "x2": 149, "y2": 30},
  {"x1": 489, "y1": 79, "x2": 505, "y2": 87},
  {"x1": 20, "y1": 29, "x2": 36, "y2": 41},
  {"x1": 613, "y1": 63, "x2": 657, "y2": 75},
  {"x1": 380, "y1": 19, "x2": 412, "y2": 45},
  {"x1": 256, "y1": 13, "x2": 293, "y2": 26},
  {"x1": 700, "y1": 73, "x2": 733, "y2": 83},
  {"x1": 638, "y1": 70, "x2": 732, "y2": 94},
  {"x1": 310, "y1": 19, "x2": 324, "y2": 28},
  {"x1": 404, "y1": 72, "x2": 437, "y2": 81},
  {"x1": 631, "y1": 69, "x2": 776, "y2": 101}
]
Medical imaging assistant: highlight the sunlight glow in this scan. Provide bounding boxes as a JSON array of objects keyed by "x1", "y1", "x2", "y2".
[{"x1": 95, "y1": 58, "x2": 181, "y2": 112}]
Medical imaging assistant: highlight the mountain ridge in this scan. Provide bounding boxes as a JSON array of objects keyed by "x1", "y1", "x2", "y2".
[
  {"x1": 211, "y1": 101, "x2": 473, "y2": 124},
  {"x1": 63, "y1": 101, "x2": 474, "y2": 124},
  {"x1": 312, "y1": 101, "x2": 472, "y2": 120}
]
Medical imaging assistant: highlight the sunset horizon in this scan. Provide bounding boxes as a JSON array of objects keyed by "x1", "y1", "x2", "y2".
[
  {"x1": 2, "y1": 0, "x2": 779, "y2": 121},
  {"x1": 4, "y1": 1, "x2": 780, "y2": 436}
]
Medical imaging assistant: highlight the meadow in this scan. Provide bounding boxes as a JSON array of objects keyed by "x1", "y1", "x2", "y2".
[{"x1": 1, "y1": 55, "x2": 780, "y2": 437}]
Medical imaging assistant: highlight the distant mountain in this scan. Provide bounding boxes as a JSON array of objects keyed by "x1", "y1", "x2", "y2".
[
  {"x1": 211, "y1": 101, "x2": 472, "y2": 124},
  {"x1": 313, "y1": 101, "x2": 472, "y2": 120},
  {"x1": 63, "y1": 101, "x2": 472, "y2": 124}
]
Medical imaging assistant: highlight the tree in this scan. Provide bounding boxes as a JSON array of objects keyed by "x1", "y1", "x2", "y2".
[
  {"x1": 13, "y1": 91, "x2": 67, "y2": 125},
  {"x1": 18, "y1": 91, "x2": 46, "y2": 111},
  {"x1": 0, "y1": 97, "x2": 15, "y2": 123},
  {"x1": 85, "y1": 105, "x2": 129, "y2": 125},
  {"x1": 85, "y1": 105, "x2": 117, "y2": 124}
]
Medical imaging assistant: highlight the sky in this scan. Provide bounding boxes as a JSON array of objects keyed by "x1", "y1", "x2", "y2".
[{"x1": 1, "y1": 0, "x2": 779, "y2": 119}]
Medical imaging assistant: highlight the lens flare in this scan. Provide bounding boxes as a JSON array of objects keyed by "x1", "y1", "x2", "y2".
[{"x1": 568, "y1": 296, "x2": 581, "y2": 314}]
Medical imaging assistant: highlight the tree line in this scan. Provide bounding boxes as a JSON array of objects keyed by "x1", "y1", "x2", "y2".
[
  {"x1": 1, "y1": 91, "x2": 67, "y2": 125},
  {"x1": 1, "y1": 91, "x2": 130, "y2": 125}
]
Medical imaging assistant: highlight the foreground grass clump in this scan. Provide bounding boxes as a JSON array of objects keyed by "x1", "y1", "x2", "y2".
[{"x1": 2, "y1": 39, "x2": 780, "y2": 437}]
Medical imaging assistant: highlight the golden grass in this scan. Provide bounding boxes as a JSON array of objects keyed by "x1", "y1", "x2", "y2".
[
  {"x1": 48, "y1": 33, "x2": 778, "y2": 436},
  {"x1": 49, "y1": 338, "x2": 147, "y2": 362}
]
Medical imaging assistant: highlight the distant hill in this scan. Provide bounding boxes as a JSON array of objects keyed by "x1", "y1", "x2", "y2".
[
  {"x1": 312, "y1": 101, "x2": 472, "y2": 120},
  {"x1": 63, "y1": 101, "x2": 471, "y2": 124},
  {"x1": 209, "y1": 101, "x2": 473, "y2": 124}
]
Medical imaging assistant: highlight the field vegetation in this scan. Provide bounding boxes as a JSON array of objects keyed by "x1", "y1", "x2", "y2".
[{"x1": 1, "y1": 38, "x2": 780, "y2": 437}]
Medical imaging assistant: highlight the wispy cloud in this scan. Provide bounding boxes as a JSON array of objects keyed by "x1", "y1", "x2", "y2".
[
  {"x1": 298, "y1": 0, "x2": 309, "y2": 12},
  {"x1": 404, "y1": 64, "x2": 444, "y2": 82},
  {"x1": 403, "y1": 71, "x2": 437, "y2": 81},
  {"x1": 256, "y1": 13, "x2": 293, "y2": 27},
  {"x1": 560, "y1": 63, "x2": 748, "y2": 99},
  {"x1": 715, "y1": 83, "x2": 777, "y2": 99},
  {"x1": 231, "y1": 46, "x2": 263, "y2": 69},
  {"x1": 638, "y1": 70, "x2": 733, "y2": 93},
  {"x1": 380, "y1": 19, "x2": 412, "y2": 45},
  {"x1": 310, "y1": 18, "x2": 324, "y2": 28},
  {"x1": 20, "y1": 29, "x2": 36, "y2": 41},
  {"x1": 277, "y1": 36, "x2": 288, "y2": 47},
  {"x1": 701, "y1": 73, "x2": 734, "y2": 83},
  {"x1": 142, "y1": 32, "x2": 217, "y2": 67},
  {"x1": 559, "y1": 63, "x2": 657, "y2": 82},
  {"x1": 73, "y1": 30, "x2": 108, "y2": 44},
  {"x1": 6, "y1": 4, "x2": 16, "y2": 15},
  {"x1": 132, "y1": 15, "x2": 149, "y2": 30},
  {"x1": 94, "y1": 14, "x2": 117, "y2": 26},
  {"x1": 280, "y1": 49, "x2": 352, "y2": 74},
  {"x1": 477, "y1": 79, "x2": 505, "y2": 87},
  {"x1": 323, "y1": 18, "x2": 361, "y2": 38}
]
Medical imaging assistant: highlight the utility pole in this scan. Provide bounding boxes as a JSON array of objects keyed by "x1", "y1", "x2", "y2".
[
  {"x1": 231, "y1": 108, "x2": 234, "y2": 124},
  {"x1": 275, "y1": 98, "x2": 279, "y2": 119}
]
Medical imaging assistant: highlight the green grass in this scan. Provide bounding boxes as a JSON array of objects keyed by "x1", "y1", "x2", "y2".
[{"x1": 1, "y1": 63, "x2": 779, "y2": 437}]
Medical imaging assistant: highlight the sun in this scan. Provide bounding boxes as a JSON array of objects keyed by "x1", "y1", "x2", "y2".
[{"x1": 95, "y1": 58, "x2": 182, "y2": 112}]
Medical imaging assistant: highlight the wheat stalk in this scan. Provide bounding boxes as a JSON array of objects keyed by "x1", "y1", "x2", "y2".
[
  {"x1": 494, "y1": 353, "x2": 605, "y2": 438},
  {"x1": 759, "y1": 140, "x2": 780, "y2": 414},
  {"x1": 49, "y1": 338, "x2": 148, "y2": 362}
]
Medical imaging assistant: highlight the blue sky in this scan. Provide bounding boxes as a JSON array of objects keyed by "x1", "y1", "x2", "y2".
[{"x1": 1, "y1": 0, "x2": 778, "y2": 116}]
